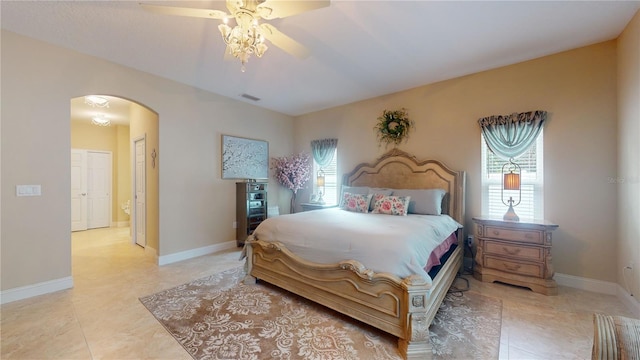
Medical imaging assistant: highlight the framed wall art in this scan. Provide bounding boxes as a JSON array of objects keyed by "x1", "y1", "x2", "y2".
[{"x1": 222, "y1": 135, "x2": 269, "y2": 180}]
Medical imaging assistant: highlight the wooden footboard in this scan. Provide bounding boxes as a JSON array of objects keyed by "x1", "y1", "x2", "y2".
[{"x1": 244, "y1": 236, "x2": 463, "y2": 359}]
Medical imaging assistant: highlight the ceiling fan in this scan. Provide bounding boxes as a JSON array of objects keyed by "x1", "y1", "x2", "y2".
[{"x1": 140, "y1": 0, "x2": 330, "y2": 71}]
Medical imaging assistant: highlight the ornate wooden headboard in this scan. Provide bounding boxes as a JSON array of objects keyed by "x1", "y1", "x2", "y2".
[{"x1": 342, "y1": 149, "x2": 466, "y2": 224}]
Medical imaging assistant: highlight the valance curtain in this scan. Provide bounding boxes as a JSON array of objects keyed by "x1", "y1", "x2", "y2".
[
  {"x1": 310, "y1": 138, "x2": 338, "y2": 168},
  {"x1": 478, "y1": 110, "x2": 547, "y2": 160}
]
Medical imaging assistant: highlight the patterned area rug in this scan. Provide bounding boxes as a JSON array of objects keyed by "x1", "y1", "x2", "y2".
[{"x1": 140, "y1": 266, "x2": 502, "y2": 360}]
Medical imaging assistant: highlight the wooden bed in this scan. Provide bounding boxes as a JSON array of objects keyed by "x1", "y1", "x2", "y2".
[{"x1": 243, "y1": 149, "x2": 466, "y2": 359}]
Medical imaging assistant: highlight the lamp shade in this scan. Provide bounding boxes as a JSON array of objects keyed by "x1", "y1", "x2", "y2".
[
  {"x1": 316, "y1": 174, "x2": 325, "y2": 187},
  {"x1": 503, "y1": 172, "x2": 521, "y2": 190}
]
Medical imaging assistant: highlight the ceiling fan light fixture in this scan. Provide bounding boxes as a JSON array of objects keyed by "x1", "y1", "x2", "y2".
[
  {"x1": 141, "y1": 0, "x2": 330, "y2": 70},
  {"x1": 218, "y1": 11, "x2": 268, "y2": 71}
]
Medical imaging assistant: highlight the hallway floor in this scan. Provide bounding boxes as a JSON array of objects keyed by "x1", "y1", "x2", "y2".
[{"x1": 1, "y1": 227, "x2": 636, "y2": 359}]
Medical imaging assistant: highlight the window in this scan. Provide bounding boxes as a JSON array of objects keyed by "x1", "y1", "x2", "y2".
[
  {"x1": 313, "y1": 148, "x2": 338, "y2": 205},
  {"x1": 481, "y1": 131, "x2": 543, "y2": 220}
]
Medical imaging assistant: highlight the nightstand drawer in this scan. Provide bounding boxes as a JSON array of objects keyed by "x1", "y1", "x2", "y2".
[
  {"x1": 484, "y1": 240, "x2": 544, "y2": 262},
  {"x1": 484, "y1": 226, "x2": 542, "y2": 244},
  {"x1": 484, "y1": 256, "x2": 543, "y2": 277}
]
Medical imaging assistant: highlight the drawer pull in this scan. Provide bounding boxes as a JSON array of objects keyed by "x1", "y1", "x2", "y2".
[
  {"x1": 503, "y1": 263, "x2": 521, "y2": 272},
  {"x1": 492, "y1": 230, "x2": 500, "y2": 236},
  {"x1": 503, "y1": 247, "x2": 521, "y2": 256},
  {"x1": 525, "y1": 233, "x2": 534, "y2": 239}
]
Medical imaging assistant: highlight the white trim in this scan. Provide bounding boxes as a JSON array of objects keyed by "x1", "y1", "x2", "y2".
[
  {"x1": 556, "y1": 273, "x2": 640, "y2": 317},
  {"x1": 158, "y1": 241, "x2": 237, "y2": 266},
  {"x1": 0, "y1": 277, "x2": 73, "y2": 304},
  {"x1": 555, "y1": 272, "x2": 617, "y2": 295}
]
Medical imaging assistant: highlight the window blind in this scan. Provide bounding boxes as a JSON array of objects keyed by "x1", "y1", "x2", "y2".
[
  {"x1": 481, "y1": 132, "x2": 544, "y2": 220},
  {"x1": 315, "y1": 149, "x2": 338, "y2": 205}
]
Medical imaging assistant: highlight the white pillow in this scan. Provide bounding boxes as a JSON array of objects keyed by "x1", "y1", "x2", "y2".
[{"x1": 391, "y1": 189, "x2": 446, "y2": 215}]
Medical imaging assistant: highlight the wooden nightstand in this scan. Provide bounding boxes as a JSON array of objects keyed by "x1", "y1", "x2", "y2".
[
  {"x1": 472, "y1": 217, "x2": 559, "y2": 295},
  {"x1": 300, "y1": 203, "x2": 337, "y2": 212}
]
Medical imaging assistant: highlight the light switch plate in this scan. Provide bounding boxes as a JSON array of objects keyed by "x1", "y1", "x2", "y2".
[{"x1": 16, "y1": 185, "x2": 41, "y2": 196}]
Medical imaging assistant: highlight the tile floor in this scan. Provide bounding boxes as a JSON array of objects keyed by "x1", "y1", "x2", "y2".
[{"x1": 1, "y1": 227, "x2": 636, "y2": 359}]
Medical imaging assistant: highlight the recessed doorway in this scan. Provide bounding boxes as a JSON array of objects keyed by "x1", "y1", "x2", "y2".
[{"x1": 70, "y1": 95, "x2": 159, "y2": 256}]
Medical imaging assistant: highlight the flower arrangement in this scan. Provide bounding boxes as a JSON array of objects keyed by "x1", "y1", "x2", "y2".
[
  {"x1": 374, "y1": 108, "x2": 414, "y2": 147},
  {"x1": 271, "y1": 152, "x2": 312, "y2": 212}
]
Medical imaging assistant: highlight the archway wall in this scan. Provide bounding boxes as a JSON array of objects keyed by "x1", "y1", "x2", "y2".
[{"x1": 1, "y1": 30, "x2": 295, "y2": 293}]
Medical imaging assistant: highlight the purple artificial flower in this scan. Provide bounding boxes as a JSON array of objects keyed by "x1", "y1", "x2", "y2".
[{"x1": 271, "y1": 152, "x2": 311, "y2": 194}]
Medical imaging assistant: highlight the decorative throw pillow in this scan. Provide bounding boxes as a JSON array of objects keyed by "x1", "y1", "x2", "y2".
[
  {"x1": 341, "y1": 192, "x2": 373, "y2": 213},
  {"x1": 368, "y1": 188, "x2": 393, "y2": 211},
  {"x1": 339, "y1": 186, "x2": 370, "y2": 207},
  {"x1": 371, "y1": 195, "x2": 411, "y2": 216},
  {"x1": 370, "y1": 193, "x2": 387, "y2": 206}
]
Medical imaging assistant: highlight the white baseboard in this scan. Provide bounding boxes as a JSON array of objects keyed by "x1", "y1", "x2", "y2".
[
  {"x1": 0, "y1": 276, "x2": 73, "y2": 305},
  {"x1": 112, "y1": 221, "x2": 130, "y2": 228},
  {"x1": 555, "y1": 272, "x2": 618, "y2": 295},
  {"x1": 555, "y1": 272, "x2": 640, "y2": 317},
  {"x1": 0, "y1": 242, "x2": 237, "y2": 304},
  {"x1": 158, "y1": 241, "x2": 238, "y2": 266}
]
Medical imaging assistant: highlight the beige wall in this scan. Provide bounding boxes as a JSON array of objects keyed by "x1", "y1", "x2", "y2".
[
  {"x1": 1, "y1": 30, "x2": 294, "y2": 291},
  {"x1": 617, "y1": 11, "x2": 640, "y2": 302},
  {"x1": 70, "y1": 119, "x2": 131, "y2": 224},
  {"x1": 295, "y1": 41, "x2": 619, "y2": 283}
]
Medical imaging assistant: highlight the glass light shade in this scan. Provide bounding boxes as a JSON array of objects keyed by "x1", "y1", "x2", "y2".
[
  {"x1": 218, "y1": 23, "x2": 231, "y2": 39},
  {"x1": 316, "y1": 174, "x2": 325, "y2": 187},
  {"x1": 503, "y1": 172, "x2": 520, "y2": 190},
  {"x1": 256, "y1": 43, "x2": 268, "y2": 57}
]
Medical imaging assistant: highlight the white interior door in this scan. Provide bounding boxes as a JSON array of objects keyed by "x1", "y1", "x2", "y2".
[
  {"x1": 134, "y1": 138, "x2": 146, "y2": 247},
  {"x1": 87, "y1": 151, "x2": 111, "y2": 229},
  {"x1": 71, "y1": 149, "x2": 88, "y2": 231}
]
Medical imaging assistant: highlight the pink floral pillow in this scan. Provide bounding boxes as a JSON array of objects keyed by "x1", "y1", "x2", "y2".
[
  {"x1": 342, "y1": 192, "x2": 372, "y2": 213},
  {"x1": 371, "y1": 195, "x2": 411, "y2": 216}
]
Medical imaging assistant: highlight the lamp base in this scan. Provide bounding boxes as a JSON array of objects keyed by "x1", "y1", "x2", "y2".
[{"x1": 503, "y1": 204, "x2": 520, "y2": 221}]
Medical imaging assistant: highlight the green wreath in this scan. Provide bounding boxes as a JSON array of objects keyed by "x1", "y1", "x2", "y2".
[{"x1": 374, "y1": 108, "x2": 414, "y2": 147}]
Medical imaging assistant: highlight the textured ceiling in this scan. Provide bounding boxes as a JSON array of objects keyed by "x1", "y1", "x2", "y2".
[{"x1": 3, "y1": 0, "x2": 640, "y2": 120}]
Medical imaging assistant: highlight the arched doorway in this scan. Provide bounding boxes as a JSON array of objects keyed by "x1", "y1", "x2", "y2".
[{"x1": 70, "y1": 95, "x2": 160, "y2": 256}]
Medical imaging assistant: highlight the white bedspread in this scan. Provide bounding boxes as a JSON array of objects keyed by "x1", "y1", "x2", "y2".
[{"x1": 252, "y1": 208, "x2": 462, "y2": 283}]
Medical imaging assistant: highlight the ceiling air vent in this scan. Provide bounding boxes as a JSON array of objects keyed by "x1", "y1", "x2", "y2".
[{"x1": 240, "y1": 93, "x2": 260, "y2": 102}]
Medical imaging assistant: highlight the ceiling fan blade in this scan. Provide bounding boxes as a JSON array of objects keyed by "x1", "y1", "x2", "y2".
[
  {"x1": 257, "y1": 1, "x2": 330, "y2": 20},
  {"x1": 260, "y1": 23, "x2": 310, "y2": 59},
  {"x1": 140, "y1": 3, "x2": 228, "y2": 20}
]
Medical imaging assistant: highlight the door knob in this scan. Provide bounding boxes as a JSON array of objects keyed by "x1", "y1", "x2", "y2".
[{"x1": 81, "y1": 193, "x2": 87, "y2": 196}]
